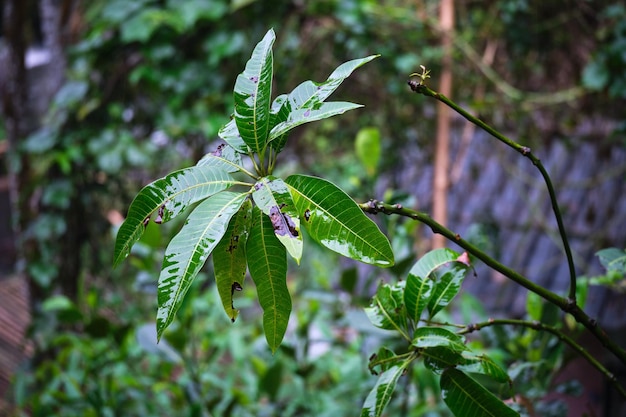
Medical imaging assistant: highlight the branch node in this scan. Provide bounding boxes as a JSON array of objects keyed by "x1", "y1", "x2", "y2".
[{"x1": 520, "y1": 146, "x2": 531, "y2": 155}]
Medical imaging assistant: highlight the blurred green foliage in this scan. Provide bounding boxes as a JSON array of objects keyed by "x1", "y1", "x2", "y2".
[{"x1": 8, "y1": 0, "x2": 626, "y2": 415}]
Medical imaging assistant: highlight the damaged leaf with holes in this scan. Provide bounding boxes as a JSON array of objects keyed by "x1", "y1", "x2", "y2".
[{"x1": 114, "y1": 28, "x2": 384, "y2": 351}]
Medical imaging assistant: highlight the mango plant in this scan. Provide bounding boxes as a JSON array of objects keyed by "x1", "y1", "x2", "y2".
[
  {"x1": 362, "y1": 248, "x2": 518, "y2": 416},
  {"x1": 114, "y1": 29, "x2": 394, "y2": 353},
  {"x1": 114, "y1": 29, "x2": 626, "y2": 417}
]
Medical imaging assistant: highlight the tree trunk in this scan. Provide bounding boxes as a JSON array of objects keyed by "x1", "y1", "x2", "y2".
[{"x1": 432, "y1": 0, "x2": 454, "y2": 249}]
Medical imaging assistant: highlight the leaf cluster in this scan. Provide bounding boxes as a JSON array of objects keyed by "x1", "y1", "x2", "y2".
[
  {"x1": 362, "y1": 248, "x2": 519, "y2": 417},
  {"x1": 114, "y1": 29, "x2": 394, "y2": 352}
]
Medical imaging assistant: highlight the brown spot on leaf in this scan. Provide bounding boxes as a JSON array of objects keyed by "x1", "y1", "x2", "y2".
[
  {"x1": 269, "y1": 205, "x2": 299, "y2": 237},
  {"x1": 154, "y1": 204, "x2": 165, "y2": 224},
  {"x1": 212, "y1": 144, "x2": 225, "y2": 157}
]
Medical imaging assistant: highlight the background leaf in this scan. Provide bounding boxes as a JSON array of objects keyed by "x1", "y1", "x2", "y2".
[
  {"x1": 156, "y1": 191, "x2": 247, "y2": 340},
  {"x1": 234, "y1": 28, "x2": 275, "y2": 153},
  {"x1": 247, "y1": 207, "x2": 291, "y2": 352},
  {"x1": 114, "y1": 165, "x2": 235, "y2": 266},
  {"x1": 355, "y1": 127, "x2": 381, "y2": 176},
  {"x1": 596, "y1": 247, "x2": 626, "y2": 272},
  {"x1": 213, "y1": 199, "x2": 253, "y2": 321},
  {"x1": 440, "y1": 368, "x2": 519, "y2": 417},
  {"x1": 285, "y1": 174, "x2": 394, "y2": 267}
]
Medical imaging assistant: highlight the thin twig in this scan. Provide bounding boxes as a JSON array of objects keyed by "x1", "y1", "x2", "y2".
[
  {"x1": 359, "y1": 200, "x2": 626, "y2": 367},
  {"x1": 407, "y1": 81, "x2": 578, "y2": 305},
  {"x1": 459, "y1": 318, "x2": 626, "y2": 399}
]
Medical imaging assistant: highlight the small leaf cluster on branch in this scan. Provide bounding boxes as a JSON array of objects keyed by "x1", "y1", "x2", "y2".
[
  {"x1": 114, "y1": 29, "x2": 394, "y2": 352},
  {"x1": 362, "y1": 248, "x2": 519, "y2": 417}
]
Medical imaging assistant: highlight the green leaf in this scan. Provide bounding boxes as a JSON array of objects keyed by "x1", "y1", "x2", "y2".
[
  {"x1": 458, "y1": 353, "x2": 511, "y2": 384},
  {"x1": 247, "y1": 207, "x2": 291, "y2": 352},
  {"x1": 412, "y1": 327, "x2": 468, "y2": 353},
  {"x1": 268, "y1": 102, "x2": 362, "y2": 143},
  {"x1": 408, "y1": 248, "x2": 461, "y2": 279},
  {"x1": 360, "y1": 361, "x2": 409, "y2": 417},
  {"x1": 114, "y1": 165, "x2": 235, "y2": 267},
  {"x1": 404, "y1": 248, "x2": 469, "y2": 321},
  {"x1": 268, "y1": 94, "x2": 289, "y2": 153},
  {"x1": 364, "y1": 282, "x2": 408, "y2": 338},
  {"x1": 427, "y1": 266, "x2": 469, "y2": 319},
  {"x1": 234, "y1": 28, "x2": 275, "y2": 154},
  {"x1": 156, "y1": 191, "x2": 247, "y2": 340},
  {"x1": 213, "y1": 199, "x2": 253, "y2": 322},
  {"x1": 197, "y1": 143, "x2": 243, "y2": 173},
  {"x1": 252, "y1": 176, "x2": 303, "y2": 264},
  {"x1": 440, "y1": 368, "x2": 519, "y2": 417},
  {"x1": 268, "y1": 55, "x2": 379, "y2": 150},
  {"x1": 285, "y1": 174, "x2": 394, "y2": 267},
  {"x1": 404, "y1": 264, "x2": 435, "y2": 323},
  {"x1": 596, "y1": 247, "x2": 626, "y2": 272},
  {"x1": 355, "y1": 127, "x2": 381, "y2": 176},
  {"x1": 526, "y1": 291, "x2": 543, "y2": 322},
  {"x1": 368, "y1": 347, "x2": 399, "y2": 375},
  {"x1": 218, "y1": 119, "x2": 248, "y2": 153},
  {"x1": 422, "y1": 346, "x2": 465, "y2": 373}
]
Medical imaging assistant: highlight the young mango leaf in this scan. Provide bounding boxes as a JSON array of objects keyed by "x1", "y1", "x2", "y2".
[
  {"x1": 197, "y1": 143, "x2": 243, "y2": 173},
  {"x1": 268, "y1": 102, "x2": 362, "y2": 143},
  {"x1": 427, "y1": 266, "x2": 470, "y2": 319},
  {"x1": 234, "y1": 28, "x2": 274, "y2": 154},
  {"x1": 404, "y1": 264, "x2": 435, "y2": 324},
  {"x1": 368, "y1": 346, "x2": 399, "y2": 375},
  {"x1": 285, "y1": 174, "x2": 394, "y2": 267},
  {"x1": 252, "y1": 176, "x2": 302, "y2": 264},
  {"x1": 213, "y1": 199, "x2": 253, "y2": 322},
  {"x1": 218, "y1": 119, "x2": 248, "y2": 154},
  {"x1": 364, "y1": 282, "x2": 409, "y2": 339},
  {"x1": 268, "y1": 55, "x2": 379, "y2": 151},
  {"x1": 440, "y1": 368, "x2": 519, "y2": 417},
  {"x1": 361, "y1": 360, "x2": 410, "y2": 417},
  {"x1": 408, "y1": 248, "x2": 462, "y2": 278},
  {"x1": 247, "y1": 207, "x2": 291, "y2": 353},
  {"x1": 458, "y1": 353, "x2": 511, "y2": 384},
  {"x1": 157, "y1": 191, "x2": 247, "y2": 340},
  {"x1": 412, "y1": 327, "x2": 468, "y2": 353},
  {"x1": 114, "y1": 165, "x2": 236, "y2": 267}
]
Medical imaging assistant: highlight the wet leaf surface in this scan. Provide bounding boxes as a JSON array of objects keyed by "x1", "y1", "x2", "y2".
[
  {"x1": 252, "y1": 176, "x2": 303, "y2": 264},
  {"x1": 156, "y1": 191, "x2": 247, "y2": 340},
  {"x1": 213, "y1": 198, "x2": 252, "y2": 322},
  {"x1": 114, "y1": 165, "x2": 235, "y2": 267},
  {"x1": 234, "y1": 29, "x2": 274, "y2": 153},
  {"x1": 285, "y1": 174, "x2": 394, "y2": 267},
  {"x1": 440, "y1": 368, "x2": 519, "y2": 417},
  {"x1": 246, "y1": 207, "x2": 291, "y2": 353}
]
